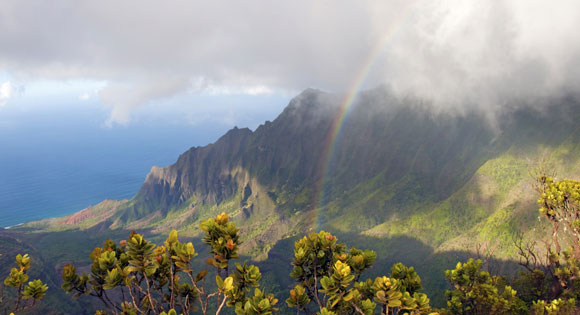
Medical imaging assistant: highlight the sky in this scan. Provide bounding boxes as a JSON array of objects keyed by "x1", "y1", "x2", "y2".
[{"x1": 1, "y1": 0, "x2": 580, "y2": 128}]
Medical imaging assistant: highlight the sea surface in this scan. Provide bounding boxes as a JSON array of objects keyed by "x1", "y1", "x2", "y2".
[{"x1": 0, "y1": 105, "x2": 228, "y2": 228}]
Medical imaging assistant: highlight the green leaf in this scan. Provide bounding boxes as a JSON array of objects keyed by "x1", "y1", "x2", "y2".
[
  {"x1": 388, "y1": 299, "x2": 402, "y2": 308},
  {"x1": 224, "y1": 276, "x2": 234, "y2": 291},
  {"x1": 216, "y1": 275, "x2": 224, "y2": 289}
]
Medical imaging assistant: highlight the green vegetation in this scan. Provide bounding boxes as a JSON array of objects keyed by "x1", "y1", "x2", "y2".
[
  {"x1": 4, "y1": 91, "x2": 580, "y2": 313},
  {"x1": 513, "y1": 176, "x2": 580, "y2": 305},
  {"x1": 4, "y1": 176, "x2": 580, "y2": 314},
  {"x1": 18, "y1": 94, "x2": 580, "y2": 272},
  {"x1": 61, "y1": 212, "x2": 278, "y2": 315},
  {"x1": 1, "y1": 253, "x2": 48, "y2": 314},
  {"x1": 51, "y1": 177, "x2": 580, "y2": 314},
  {"x1": 444, "y1": 258, "x2": 526, "y2": 314},
  {"x1": 286, "y1": 230, "x2": 434, "y2": 314}
]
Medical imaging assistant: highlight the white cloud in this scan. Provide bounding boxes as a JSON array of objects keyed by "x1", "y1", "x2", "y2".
[
  {"x1": 100, "y1": 77, "x2": 190, "y2": 127},
  {"x1": 203, "y1": 84, "x2": 274, "y2": 96},
  {"x1": 0, "y1": 0, "x2": 579, "y2": 120},
  {"x1": 0, "y1": 81, "x2": 14, "y2": 107},
  {"x1": 243, "y1": 86, "x2": 273, "y2": 96},
  {"x1": 373, "y1": 0, "x2": 580, "y2": 110},
  {"x1": 79, "y1": 92, "x2": 90, "y2": 101}
]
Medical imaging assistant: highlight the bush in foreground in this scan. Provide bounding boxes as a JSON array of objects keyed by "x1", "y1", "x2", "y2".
[
  {"x1": 286, "y1": 230, "x2": 436, "y2": 315},
  {"x1": 1, "y1": 253, "x2": 48, "y2": 314},
  {"x1": 61, "y1": 213, "x2": 277, "y2": 315}
]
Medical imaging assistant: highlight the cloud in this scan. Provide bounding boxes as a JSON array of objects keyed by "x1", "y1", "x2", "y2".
[
  {"x1": 202, "y1": 84, "x2": 274, "y2": 96},
  {"x1": 244, "y1": 86, "x2": 273, "y2": 96},
  {"x1": 79, "y1": 92, "x2": 90, "y2": 101},
  {"x1": 373, "y1": 0, "x2": 580, "y2": 111},
  {"x1": 0, "y1": 0, "x2": 579, "y2": 120},
  {"x1": 0, "y1": 81, "x2": 14, "y2": 107},
  {"x1": 100, "y1": 77, "x2": 190, "y2": 127}
]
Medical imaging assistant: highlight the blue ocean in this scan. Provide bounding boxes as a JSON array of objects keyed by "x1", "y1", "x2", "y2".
[
  {"x1": 0, "y1": 108, "x2": 218, "y2": 228},
  {"x1": 0, "y1": 122, "x2": 228, "y2": 228},
  {"x1": 1, "y1": 132, "x2": 209, "y2": 228}
]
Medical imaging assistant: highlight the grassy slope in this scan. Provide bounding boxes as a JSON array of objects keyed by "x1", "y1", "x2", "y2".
[{"x1": 361, "y1": 127, "x2": 580, "y2": 256}]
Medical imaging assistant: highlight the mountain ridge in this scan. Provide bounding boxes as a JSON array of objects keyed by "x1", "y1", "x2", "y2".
[{"x1": 21, "y1": 87, "x2": 580, "y2": 261}]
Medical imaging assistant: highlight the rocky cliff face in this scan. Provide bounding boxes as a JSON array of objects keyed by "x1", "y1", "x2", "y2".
[{"x1": 137, "y1": 127, "x2": 254, "y2": 208}]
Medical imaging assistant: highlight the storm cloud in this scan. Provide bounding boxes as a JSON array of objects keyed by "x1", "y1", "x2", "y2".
[{"x1": 0, "y1": 0, "x2": 579, "y2": 124}]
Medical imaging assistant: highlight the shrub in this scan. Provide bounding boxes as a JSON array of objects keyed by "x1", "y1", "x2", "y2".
[
  {"x1": 286, "y1": 230, "x2": 436, "y2": 315},
  {"x1": 61, "y1": 212, "x2": 277, "y2": 315},
  {"x1": 1, "y1": 253, "x2": 48, "y2": 313}
]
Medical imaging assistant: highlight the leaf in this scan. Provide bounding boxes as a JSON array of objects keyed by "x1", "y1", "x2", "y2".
[
  {"x1": 388, "y1": 299, "x2": 402, "y2": 308},
  {"x1": 223, "y1": 276, "x2": 234, "y2": 291},
  {"x1": 344, "y1": 291, "x2": 355, "y2": 301},
  {"x1": 216, "y1": 275, "x2": 224, "y2": 289},
  {"x1": 165, "y1": 230, "x2": 178, "y2": 249},
  {"x1": 196, "y1": 270, "x2": 208, "y2": 282},
  {"x1": 258, "y1": 298, "x2": 270, "y2": 309},
  {"x1": 206, "y1": 258, "x2": 218, "y2": 267}
]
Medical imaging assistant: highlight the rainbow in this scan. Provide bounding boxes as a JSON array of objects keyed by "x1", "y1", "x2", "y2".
[{"x1": 310, "y1": 2, "x2": 417, "y2": 229}]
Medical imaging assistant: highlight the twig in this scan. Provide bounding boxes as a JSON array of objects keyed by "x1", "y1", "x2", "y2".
[
  {"x1": 187, "y1": 271, "x2": 208, "y2": 314},
  {"x1": 349, "y1": 301, "x2": 366, "y2": 315},
  {"x1": 215, "y1": 293, "x2": 228, "y2": 315},
  {"x1": 312, "y1": 261, "x2": 323, "y2": 309},
  {"x1": 127, "y1": 284, "x2": 145, "y2": 315},
  {"x1": 143, "y1": 274, "x2": 158, "y2": 314}
]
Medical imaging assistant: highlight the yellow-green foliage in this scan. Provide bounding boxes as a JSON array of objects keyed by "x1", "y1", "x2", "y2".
[
  {"x1": 478, "y1": 154, "x2": 527, "y2": 198},
  {"x1": 474, "y1": 206, "x2": 520, "y2": 254},
  {"x1": 522, "y1": 176, "x2": 580, "y2": 306},
  {"x1": 60, "y1": 212, "x2": 277, "y2": 315},
  {"x1": 530, "y1": 298, "x2": 576, "y2": 315},
  {"x1": 1, "y1": 253, "x2": 48, "y2": 314},
  {"x1": 537, "y1": 177, "x2": 580, "y2": 220},
  {"x1": 287, "y1": 231, "x2": 434, "y2": 315},
  {"x1": 445, "y1": 258, "x2": 526, "y2": 314},
  {"x1": 36, "y1": 176, "x2": 580, "y2": 314},
  {"x1": 365, "y1": 153, "x2": 542, "y2": 259}
]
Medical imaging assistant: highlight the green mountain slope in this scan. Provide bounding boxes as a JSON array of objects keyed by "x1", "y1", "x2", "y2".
[{"x1": 13, "y1": 88, "x2": 580, "y2": 309}]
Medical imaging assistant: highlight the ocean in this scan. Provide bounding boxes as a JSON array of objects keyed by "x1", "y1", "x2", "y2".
[{"x1": 0, "y1": 106, "x2": 227, "y2": 228}]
